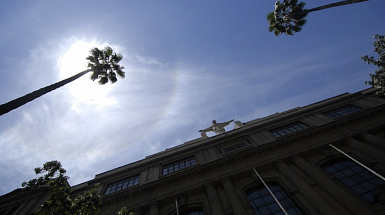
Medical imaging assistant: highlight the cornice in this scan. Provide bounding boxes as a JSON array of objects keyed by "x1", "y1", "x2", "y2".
[
  {"x1": 87, "y1": 97, "x2": 385, "y2": 192},
  {"x1": 101, "y1": 89, "x2": 378, "y2": 174},
  {"x1": 101, "y1": 108, "x2": 385, "y2": 207},
  {"x1": 0, "y1": 188, "x2": 48, "y2": 207},
  {"x1": 96, "y1": 109, "x2": 385, "y2": 194}
]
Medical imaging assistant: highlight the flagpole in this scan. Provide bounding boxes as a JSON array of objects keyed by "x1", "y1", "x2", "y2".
[
  {"x1": 253, "y1": 168, "x2": 289, "y2": 215},
  {"x1": 175, "y1": 199, "x2": 179, "y2": 215},
  {"x1": 330, "y1": 144, "x2": 385, "y2": 181}
]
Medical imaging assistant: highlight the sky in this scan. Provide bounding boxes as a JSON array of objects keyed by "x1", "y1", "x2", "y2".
[{"x1": 0, "y1": 0, "x2": 384, "y2": 195}]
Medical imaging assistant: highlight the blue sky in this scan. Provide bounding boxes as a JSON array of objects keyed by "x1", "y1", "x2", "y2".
[{"x1": 0, "y1": 0, "x2": 383, "y2": 195}]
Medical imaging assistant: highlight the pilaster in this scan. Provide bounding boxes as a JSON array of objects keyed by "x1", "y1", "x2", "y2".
[
  {"x1": 219, "y1": 177, "x2": 248, "y2": 215},
  {"x1": 203, "y1": 182, "x2": 224, "y2": 215},
  {"x1": 292, "y1": 156, "x2": 375, "y2": 215},
  {"x1": 346, "y1": 138, "x2": 385, "y2": 165},
  {"x1": 148, "y1": 201, "x2": 160, "y2": 215},
  {"x1": 357, "y1": 132, "x2": 385, "y2": 151},
  {"x1": 275, "y1": 160, "x2": 337, "y2": 215}
]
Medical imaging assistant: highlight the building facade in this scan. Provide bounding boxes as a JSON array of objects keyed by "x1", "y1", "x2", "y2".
[{"x1": 1, "y1": 88, "x2": 385, "y2": 215}]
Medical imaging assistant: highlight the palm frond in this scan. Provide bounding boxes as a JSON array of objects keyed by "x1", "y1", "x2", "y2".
[
  {"x1": 116, "y1": 69, "x2": 125, "y2": 78},
  {"x1": 108, "y1": 75, "x2": 118, "y2": 83},
  {"x1": 268, "y1": 0, "x2": 307, "y2": 36},
  {"x1": 86, "y1": 56, "x2": 95, "y2": 63},
  {"x1": 104, "y1": 46, "x2": 113, "y2": 56},
  {"x1": 90, "y1": 72, "x2": 99, "y2": 81},
  {"x1": 98, "y1": 77, "x2": 108, "y2": 85},
  {"x1": 86, "y1": 46, "x2": 125, "y2": 85}
]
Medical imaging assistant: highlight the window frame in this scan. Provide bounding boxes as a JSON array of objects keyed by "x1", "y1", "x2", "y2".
[
  {"x1": 168, "y1": 206, "x2": 206, "y2": 215},
  {"x1": 269, "y1": 121, "x2": 309, "y2": 138},
  {"x1": 322, "y1": 104, "x2": 362, "y2": 119},
  {"x1": 321, "y1": 158, "x2": 385, "y2": 204},
  {"x1": 177, "y1": 207, "x2": 205, "y2": 215},
  {"x1": 104, "y1": 174, "x2": 140, "y2": 195},
  {"x1": 245, "y1": 182, "x2": 304, "y2": 215},
  {"x1": 162, "y1": 156, "x2": 197, "y2": 176}
]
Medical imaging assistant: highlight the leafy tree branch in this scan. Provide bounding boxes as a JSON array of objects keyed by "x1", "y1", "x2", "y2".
[
  {"x1": 362, "y1": 34, "x2": 385, "y2": 95},
  {"x1": 22, "y1": 161, "x2": 102, "y2": 215}
]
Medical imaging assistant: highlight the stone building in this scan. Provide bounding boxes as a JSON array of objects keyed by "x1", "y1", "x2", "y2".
[{"x1": 1, "y1": 88, "x2": 385, "y2": 215}]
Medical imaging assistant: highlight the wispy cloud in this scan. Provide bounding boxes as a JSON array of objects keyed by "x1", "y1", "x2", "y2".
[{"x1": 1, "y1": 0, "x2": 382, "y2": 195}]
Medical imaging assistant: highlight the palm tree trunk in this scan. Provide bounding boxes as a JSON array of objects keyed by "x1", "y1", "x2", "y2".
[
  {"x1": 306, "y1": 0, "x2": 369, "y2": 13},
  {"x1": 0, "y1": 69, "x2": 91, "y2": 116}
]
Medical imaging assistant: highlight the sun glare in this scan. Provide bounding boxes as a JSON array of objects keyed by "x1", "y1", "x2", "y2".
[{"x1": 59, "y1": 41, "x2": 117, "y2": 111}]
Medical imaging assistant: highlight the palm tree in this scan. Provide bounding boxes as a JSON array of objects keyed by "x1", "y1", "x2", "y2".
[
  {"x1": 267, "y1": 0, "x2": 369, "y2": 36},
  {"x1": 0, "y1": 46, "x2": 125, "y2": 116}
]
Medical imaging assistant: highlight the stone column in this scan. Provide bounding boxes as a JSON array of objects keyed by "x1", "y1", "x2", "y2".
[
  {"x1": 347, "y1": 139, "x2": 385, "y2": 164},
  {"x1": 220, "y1": 177, "x2": 248, "y2": 215},
  {"x1": 133, "y1": 208, "x2": 143, "y2": 215},
  {"x1": 293, "y1": 156, "x2": 375, "y2": 215},
  {"x1": 204, "y1": 182, "x2": 224, "y2": 215},
  {"x1": 358, "y1": 132, "x2": 385, "y2": 151},
  {"x1": 276, "y1": 161, "x2": 337, "y2": 215},
  {"x1": 148, "y1": 202, "x2": 160, "y2": 215}
]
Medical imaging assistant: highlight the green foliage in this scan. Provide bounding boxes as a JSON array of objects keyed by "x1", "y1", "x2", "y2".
[
  {"x1": 87, "y1": 46, "x2": 125, "y2": 85},
  {"x1": 362, "y1": 34, "x2": 385, "y2": 95},
  {"x1": 267, "y1": 0, "x2": 369, "y2": 36},
  {"x1": 267, "y1": 0, "x2": 308, "y2": 36},
  {"x1": 0, "y1": 45, "x2": 125, "y2": 116},
  {"x1": 116, "y1": 207, "x2": 134, "y2": 215},
  {"x1": 22, "y1": 161, "x2": 102, "y2": 215}
]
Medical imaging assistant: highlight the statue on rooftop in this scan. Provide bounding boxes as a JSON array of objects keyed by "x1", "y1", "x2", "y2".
[{"x1": 199, "y1": 119, "x2": 234, "y2": 135}]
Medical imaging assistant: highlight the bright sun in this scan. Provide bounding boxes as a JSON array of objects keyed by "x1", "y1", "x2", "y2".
[{"x1": 59, "y1": 40, "x2": 117, "y2": 111}]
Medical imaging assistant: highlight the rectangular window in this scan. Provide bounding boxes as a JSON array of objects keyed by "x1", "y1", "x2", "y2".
[
  {"x1": 162, "y1": 156, "x2": 196, "y2": 176},
  {"x1": 270, "y1": 122, "x2": 308, "y2": 138},
  {"x1": 323, "y1": 105, "x2": 361, "y2": 119},
  {"x1": 104, "y1": 174, "x2": 140, "y2": 195}
]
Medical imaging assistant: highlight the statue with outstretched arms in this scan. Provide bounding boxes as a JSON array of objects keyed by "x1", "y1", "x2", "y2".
[{"x1": 199, "y1": 119, "x2": 234, "y2": 135}]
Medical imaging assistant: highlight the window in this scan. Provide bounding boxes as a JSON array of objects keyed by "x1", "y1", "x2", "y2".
[
  {"x1": 180, "y1": 211, "x2": 204, "y2": 215},
  {"x1": 322, "y1": 160, "x2": 385, "y2": 204},
  {"x1": 162, "y1": 156, "x2": 196, "y2": 176},
  {"x1": 323, "y1": 105, "x2": 361, "y2": 119},
  {"x1": 104, "y1": 175, "x2": 140, "y2": 195},
  {"x1": 269, "y1": 122, "x2": 308, "y2": 138},
  {"x1": 247, "y1": 185, "x2": 303, "y2": 215},
  {"x1": 222, "y1": 142, "x2": 247, "y2": 153},
  {"x1": 172, "y1": 207, "x2": 205, "y2": 215},
  {"x1": 179, "y1": 208, "x2": 205, "y2": 215}
]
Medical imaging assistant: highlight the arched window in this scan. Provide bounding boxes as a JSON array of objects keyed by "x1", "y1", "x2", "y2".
[
  {"x1": 322, "y1": 159, "x2": 385, "y2": 204},
  {"x1": 180, "y1": 209, "x2": 205, "y2": 215},
  {"x1": 247, "y1": 184, "x2": 303, "y2": 215}
]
